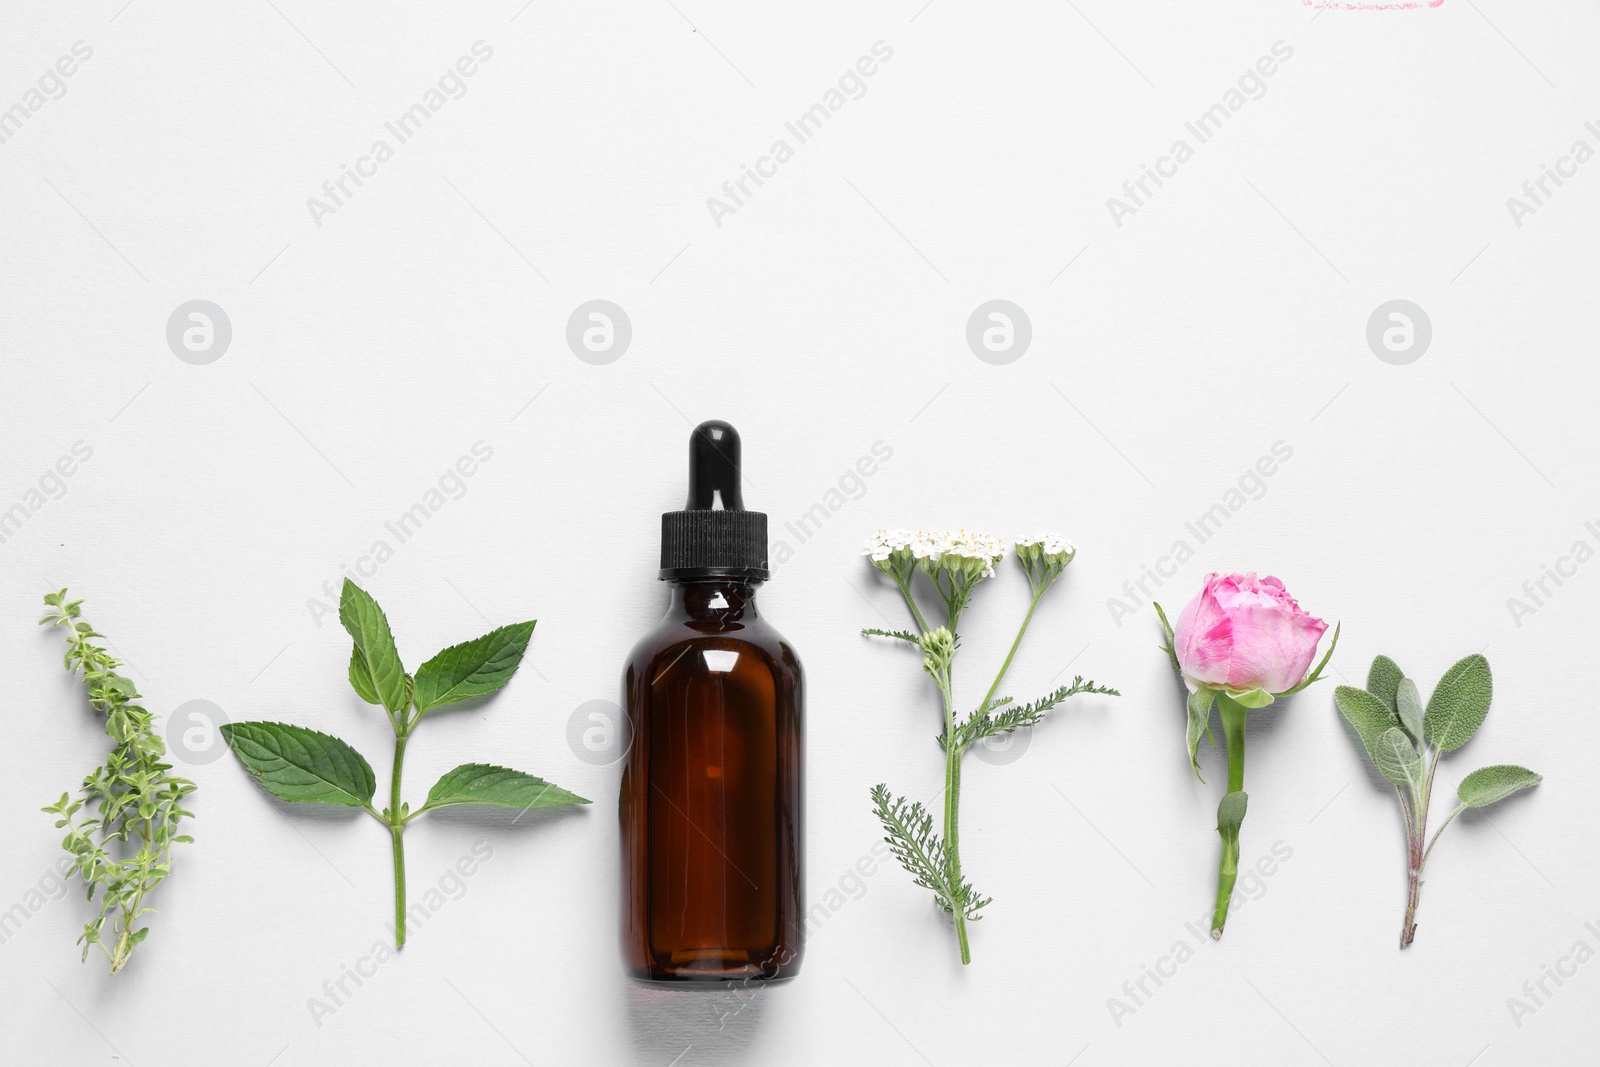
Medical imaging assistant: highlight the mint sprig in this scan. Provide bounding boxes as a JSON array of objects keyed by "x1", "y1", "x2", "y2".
[
  {"x1": 1336, "y1": 653, "x2": 1541, "y2": 948},
  {"x1": 222, "y1": 580, "x2": 589, "y2": 947}
]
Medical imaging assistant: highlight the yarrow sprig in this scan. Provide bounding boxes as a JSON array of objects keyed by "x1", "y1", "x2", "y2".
[{"x1": 863, "y1": 529, "x2": 1117, "y2": 965}]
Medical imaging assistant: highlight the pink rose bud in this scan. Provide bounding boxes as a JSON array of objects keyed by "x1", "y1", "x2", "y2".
[{"x1": 1174, "y1": 572, "x2": 1329, "y2": 696}]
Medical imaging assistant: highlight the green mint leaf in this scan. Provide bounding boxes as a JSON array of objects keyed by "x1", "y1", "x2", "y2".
[
  {"x1": 423, "y1": 763, "x2": 589, "y2": 811},
  {"x1": 1457, "y1": 764, "x2": 1542, "y2": 808},
  {"x1": 1396, "y1": 678, "x2": 1425, "y2": 745},
  {"x1": 1423, "y1": 654, "x2": 1493, "y2": 751},
  {"x1": 1373, "y1": 727, "x2": 1424, "y2": 795},
  {"x1": 338, "y1": 580, "x2": 409, "y2": 714},
  {"x1": 1186, "y1": 689, "x2": 1216, "y2": 781},
  {"x1": 412, "y1": 622, "x2": 536, "y2": 714},
  {"x1": 1335, "y1": 684, "x2": 1399, "y2": 764},
  {"x1": 348, "y1": 647, "x2": 381, "y2": 705},
  {"x1": 1367, "y1": 655, "x2": 1404, "y2": 717},
  {"x1": 221, "y1": 722, "x2": 376, "y2": 807}
]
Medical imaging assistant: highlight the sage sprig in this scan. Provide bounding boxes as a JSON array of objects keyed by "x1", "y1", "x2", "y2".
[
  {"x1": 863, "y1": 530, "x2": 1118, "y2": 965},
  {"x1": 40, "y1": 590, "x2": 197, "y2": 974},
  {"x1": 1336, "y1": 653, "x2": 1541, "y2": 947},
  {"x1": 222, "y1": 580, "x2": 588, "y2": 946}
]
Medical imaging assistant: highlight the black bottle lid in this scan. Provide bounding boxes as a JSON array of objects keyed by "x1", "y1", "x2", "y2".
[{"x1": 659, "y1": 420, "x2": 769, "y2": 581}]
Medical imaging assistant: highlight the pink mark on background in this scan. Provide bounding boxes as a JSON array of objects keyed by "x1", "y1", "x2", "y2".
[{"x1": 1305, "y1": 0, "x2": 1444, "y2": 8}]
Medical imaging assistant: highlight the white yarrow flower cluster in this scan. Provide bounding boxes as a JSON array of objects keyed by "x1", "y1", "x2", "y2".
[
  {"x1": 1014, "y1": 533, "x2": 1076, "y2": 560},
  {"x1": 922, "y1": 529, "x2": 1006, "y2": 578},
  {"x1": 864, "y1": 528, "x2": 916, "y2": 563},
  {"x1": 865, "y1": 528, "x2": 1006, "y2": 578},
  {"x1": 1013, "y1": 532, "x2": 1077, "y2": 593}
]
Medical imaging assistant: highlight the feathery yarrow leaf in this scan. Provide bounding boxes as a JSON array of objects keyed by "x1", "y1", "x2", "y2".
[
  {"x1": 951, "y1": 677, "x2": 1120, "y2": 751},
  {"x1": 870, "y1": 784, "x2": 989, "y2": 921}
]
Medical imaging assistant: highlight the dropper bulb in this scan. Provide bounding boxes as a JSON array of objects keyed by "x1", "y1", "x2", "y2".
[{"x1": 687, "y1": 420, "x2": 745, "y2": 511}]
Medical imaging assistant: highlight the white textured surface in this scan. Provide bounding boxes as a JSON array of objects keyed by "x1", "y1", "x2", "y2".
[{"x1": 1, "y1": 1, "x2": 1596, "y2": 1064}]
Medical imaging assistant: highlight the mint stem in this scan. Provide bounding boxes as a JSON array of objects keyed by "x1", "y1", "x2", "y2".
[
  {"x1": 391, "y1": 727, "x2": 410, "y2": 947},
  {"x1": 1211, "y1": 698, "x2": 1248, "y2": 939}
]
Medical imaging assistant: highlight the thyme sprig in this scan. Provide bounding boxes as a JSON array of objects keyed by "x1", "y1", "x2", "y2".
[{"x1": 41, "y1": 590, "x2": 197, "y2": 974}]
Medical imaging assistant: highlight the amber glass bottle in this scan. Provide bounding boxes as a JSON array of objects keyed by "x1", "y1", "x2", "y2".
[{"x1": 619, "y1": 421, "x2": 804, "y2": 984}]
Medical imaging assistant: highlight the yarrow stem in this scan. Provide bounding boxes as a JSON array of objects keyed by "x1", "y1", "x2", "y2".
[{"x1": 863, "y1": 530, "x2": 1099, "y2": 965}]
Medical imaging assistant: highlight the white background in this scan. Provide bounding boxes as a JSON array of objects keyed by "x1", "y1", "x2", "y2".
[{"x1": 2, "y1": 1, "x2": 1596, "y2": 1064}]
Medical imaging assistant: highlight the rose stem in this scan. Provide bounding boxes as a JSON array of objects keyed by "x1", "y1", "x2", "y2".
[{"x1": 1211, "y1": 697, "x2": 1248, "y2": 939}]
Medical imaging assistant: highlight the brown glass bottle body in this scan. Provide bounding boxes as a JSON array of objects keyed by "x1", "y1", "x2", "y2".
[{"x1": 619, "y1": 577, "x2": 804, "y2": 984}]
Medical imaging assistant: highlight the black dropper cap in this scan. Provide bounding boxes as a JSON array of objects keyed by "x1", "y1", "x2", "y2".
[{"x1": 659, "y1": 420, "x2": 769, "y2": 581}]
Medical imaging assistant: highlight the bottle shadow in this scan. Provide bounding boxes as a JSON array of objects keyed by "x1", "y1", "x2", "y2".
[{"x1": 620, "y1": 978, "x2": 773, "y2": 1064}]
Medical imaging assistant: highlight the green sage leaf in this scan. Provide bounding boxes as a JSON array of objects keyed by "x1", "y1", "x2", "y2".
[
  {"x1": 1423, "y1": 654, "x2": 1493, "y2": 751},
  {"x1": 1367, "y1": 655, "x2": 1403, "y2": 717},
  {"x1": 1457, "y1": 764, "x2": 1542, "y2": 808},
  {"x1": 339, "y1": 580, "x2": 409, "y2": 714},
  {"x1": 423, "y1": 763, "x2": 589, "y2": 811},
  {"x1": 1373, "y1": 727, "x2": 1424, "y2": 795},
  {"x1": 1335, "y1": 684, "x2": 1398, "y2": 764},
  {"x1": 221, "y1": 722, "x2": 376, "y2": 807},
  {"x1": 412, "y1": 622, "x2": 536, "y2": 714},
  {"x1": 1186, "y1": 689, "x2": 1215, "y2": 781},
  {"x1": 1396, "y1": 677, "x2": 1425, "y2": 745}
]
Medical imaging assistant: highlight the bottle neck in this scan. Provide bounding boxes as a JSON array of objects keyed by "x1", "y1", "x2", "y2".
[{"x1": 666, "y1": 578, "x2": 762, "y2": 623}]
